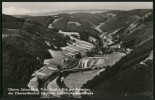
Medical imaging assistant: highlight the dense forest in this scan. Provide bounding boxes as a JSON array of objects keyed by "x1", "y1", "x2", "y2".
[
  {"x1": 2, "y1": 36, "x2": 50, "y2": 97},
  {"x1": 2, "y1": 14, "x2": 70, "y2": 97}
]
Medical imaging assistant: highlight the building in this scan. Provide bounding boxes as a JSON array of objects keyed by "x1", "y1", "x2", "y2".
[
  {"x1": 59, "y1": 30, "x2": 80, "y2": 37},
  {"x1": 88, "y1": 36, "x2": 97, "y2": 43}
]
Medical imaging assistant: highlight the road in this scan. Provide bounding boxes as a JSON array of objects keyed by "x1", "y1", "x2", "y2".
[{"x1": 41, "y1": 54, "x2": 111, "y2": 98}]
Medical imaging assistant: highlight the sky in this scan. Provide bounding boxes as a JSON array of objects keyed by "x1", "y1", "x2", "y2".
[{"x1": 2, "y1": 2, "x2": 153, "y2": 15}]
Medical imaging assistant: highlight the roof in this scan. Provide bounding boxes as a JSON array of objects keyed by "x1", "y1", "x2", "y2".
[
  {"x1": 62, "y1": 50, "x2": 79, "y2": 56},
  {"x1": 73, "y1": 42, "x2": 91, "y2": 50}
]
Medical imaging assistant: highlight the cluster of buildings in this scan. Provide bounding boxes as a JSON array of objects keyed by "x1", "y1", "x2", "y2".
[
  {"x1": 61, "y1": 36, "x2": 96, "y2": 58},
  {"x1": 49, "y1": 29, "x2": 96, "y2": 58},
  {"x1": 43, "y1": 35, "x2": 96, "y2": 69}
]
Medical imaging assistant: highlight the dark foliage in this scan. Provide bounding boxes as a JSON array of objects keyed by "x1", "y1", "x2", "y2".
[
  {"x1": 2, "y1": 36, "x2": 52, "y2": 97},
  {"x1": 82, "y1": 38, "x2": 152, "y2": 89},
  {"x1": 2, "y1": 14, "x2": 25, "y2": 29}
]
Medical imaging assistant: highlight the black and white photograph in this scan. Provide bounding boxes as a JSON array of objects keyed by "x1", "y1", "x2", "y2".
[{"x1": 2, "y1": 2, "x2": 153, "y2": 99}]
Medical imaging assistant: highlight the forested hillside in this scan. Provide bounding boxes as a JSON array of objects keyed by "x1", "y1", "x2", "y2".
[
  {"x1": 82, "y1": 10, "x2": 153, "y2": 98},
  {"x1": 2, "y1": 14, "x2": 69, "y2": 97},
  {"x1": 19, "y1": 9, "x2": 151, "y2": 43}
]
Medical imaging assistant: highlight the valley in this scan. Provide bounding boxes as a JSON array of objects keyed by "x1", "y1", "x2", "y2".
[{"x1": 2, "y1": 8, "x2": 153, "y2": 98}]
